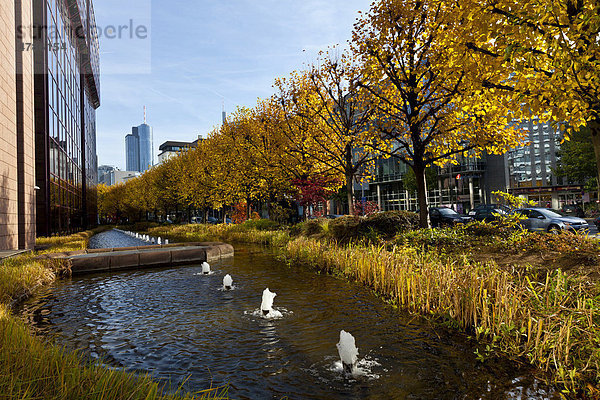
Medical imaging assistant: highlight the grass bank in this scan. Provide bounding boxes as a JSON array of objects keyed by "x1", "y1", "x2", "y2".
[
  {"x1": 142, "y1": 218, "x2": 600, "y2": 398},
  {"x1": 0, "y1": 228, "x2": 226, "y2": 400}
]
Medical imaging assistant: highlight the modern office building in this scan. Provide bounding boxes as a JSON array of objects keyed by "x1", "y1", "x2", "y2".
[
  {"x1": 125, "y1": 118, "x2": 153, "y2": 172},
  {"x1": 0, "y1": 0, "x2": 100, "y2": 248},
  {"x1": 157, "y1": 137, "x2": 203, "y2": 164},
  {"x1": 357, "y1": 119, "x2": 581, "y2": 213},
  {"x1": 359, "y1": 153, "x2": 505, "y2": 214},
  {"x1": 125, "y1": 132, "x2": 140, "y2": 172},
  {"x1": 501, "y1": 119, "x2": 582, "y2": 208},
  {"x1": 137, "y1": 123, "x2": 153, "y2": 172},
  {"x1": 98, "y1": 165, "x2": 115, "y2": 183},
  {"x1": 33, "y1": 0, "x2": 101, "y2": 237},
  {"x1": 98, "y1": 165, "x2": 140, "y2": 186}
]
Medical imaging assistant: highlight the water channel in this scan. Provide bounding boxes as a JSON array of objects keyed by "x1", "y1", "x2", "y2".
[{"x1": 20, "y1": 231, "x2": 558, "y2": 399}]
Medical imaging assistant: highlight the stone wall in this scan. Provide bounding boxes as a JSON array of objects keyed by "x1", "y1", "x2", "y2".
[
  {"x1": 0, "y1": 1, "x2": 19, "y2": 250},
  {"x1": 0, "y1": 0, "x2": 36, "y2": 250}
]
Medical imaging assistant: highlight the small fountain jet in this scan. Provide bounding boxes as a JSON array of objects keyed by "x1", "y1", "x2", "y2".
[
  {"x1": 337, "y1": 330, "x2": 359, "y2": 374},
  {"x1": 223, "y1": 274, "x2": 233, "y2": 290},
  {"x1": 261, "y1": 288, "x2": 276, "y2": 316},
  {"x1": 202, "y1": 261, "x2": 211, "y2": 274}
]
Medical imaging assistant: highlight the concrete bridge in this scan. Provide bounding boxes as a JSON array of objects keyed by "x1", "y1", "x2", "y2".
[{"x1": 38, "y1": 242, "x2": 234, "y2": 275}]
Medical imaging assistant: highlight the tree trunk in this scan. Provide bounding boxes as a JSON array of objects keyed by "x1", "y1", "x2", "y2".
[
  {"x1": 346, "y1": 173, "x2": 354, "y2": 216},
  {"x1": 345, "y1": 145, "x2": 355, "y2": 216},
  {"x1": 589, "y1": 119, "x2": 600, "y2": 202},
  {"x1": 414, "y1": 164, "x2": 430, "y2": 228},
  {"x1": 246, "y1": 197, "x2": 251, "y2": 220}
]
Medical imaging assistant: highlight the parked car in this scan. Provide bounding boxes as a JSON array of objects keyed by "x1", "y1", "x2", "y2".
[
  {"x1": 560, "y1": 204, "x2": 585, "y2": 218},
  {"x1": 468, "y1": 204, "x2": 510, "y2": 222},
  {"x1": 429, "y1": 207, "x2": 472, "y2": 227},
  {"x1": 595, "y1": 215, "x2": 600, "y2": 231},
  {"x1": 514, "y1": 208, "x2": 589, "y2": 233},
  {"x1": 325, "y1": 214, "x2": 344, "y2": 219}
]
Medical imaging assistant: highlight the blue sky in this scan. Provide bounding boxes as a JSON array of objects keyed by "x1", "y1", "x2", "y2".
[{"x1": 94, "y1": 0, "x2": 372, "y2": 169}]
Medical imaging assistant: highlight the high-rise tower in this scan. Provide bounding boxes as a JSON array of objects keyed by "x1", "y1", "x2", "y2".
[{"x1": 125, "y1": 108, "x2": 153, "y2": 173}]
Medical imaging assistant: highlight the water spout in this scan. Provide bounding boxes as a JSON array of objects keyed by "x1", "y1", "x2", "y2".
[
  {"x1": 261, "y1": 288, "x2": 276, "y2": 315},
  {"x1": 202, "y1": 261, "x2": 211, "y2": 274},
  {"x1": 336, "y1": 330, "x2": 358, "y2": 374},
  {"x1": 223, "y1": 274, "x2": 233, "y2": 290},
  {"x1": 157, "y1": 237, "x2": 162, "y2": 245},
  {"x1": 165, "y1": 239, "x2": 169, "y2": 244}
]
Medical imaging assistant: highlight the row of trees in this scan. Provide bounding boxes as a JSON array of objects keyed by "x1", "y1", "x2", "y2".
[{"x1": 99, "y1": 0, "x2": 599, "y2": 227}]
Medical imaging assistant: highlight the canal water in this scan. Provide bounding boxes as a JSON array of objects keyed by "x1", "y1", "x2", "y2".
[
  {"x1": 20, "y1": 241, "x2": 557, "y2": 399},
  {"x1": 87, "y1": 229, "x2": 153, "y2": 249}
]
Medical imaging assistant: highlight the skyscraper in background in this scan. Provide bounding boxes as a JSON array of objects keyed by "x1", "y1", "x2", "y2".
[
  {"x1": 125, "y1": 109, "x2": 153, "y2": 173},
  {"x1": 125, "y1": 130, "x2": 139, "y2": 171},
  {"x1": 137, "y1": 123, "x2": 153, "y2": 172}
]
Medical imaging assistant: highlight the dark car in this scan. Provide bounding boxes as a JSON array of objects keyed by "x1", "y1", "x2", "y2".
[
  {"x1": 560, "y1": 204, "x2": 585, "y2": 218},
  {"x1": 468, "y1": 204, "x2": 510, "y2": 222},
  {"x1": 514, "y1": 208, "x2": 589, "y2": 233},
  {"x1": 429, "y1": 207, "x2": 472, "y2": 227},
  {"x1": 595, "y1": 216, "x2": 600, "y2": 231}
]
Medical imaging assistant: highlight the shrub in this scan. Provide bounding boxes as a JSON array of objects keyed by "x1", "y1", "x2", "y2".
[
  {"x1": 328, "y1": 216, "x2": 363, "y2": 243},
  {"x1": 464, "y1": 220, "x2": 515, "y2": 240},
  {"x1": 397, "y1": 227, "x2": 470, "y2": 251},
  {"x1": 290, "y1": 220, "x2": 324, "y2": 237},
  {"x1": 507, "y1": 231, "x2": 600, "y2": 254},
  {"x1": 240, "y1": 219, "x2": 280, "y2": 231},
  {"x1": 362, "y1": 211, "x2": 419, "y2": 238}
]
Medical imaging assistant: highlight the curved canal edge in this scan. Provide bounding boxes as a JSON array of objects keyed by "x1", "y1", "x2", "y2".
[{"x1": 36, "y1": 229, "x2": 234, "y2": 276}]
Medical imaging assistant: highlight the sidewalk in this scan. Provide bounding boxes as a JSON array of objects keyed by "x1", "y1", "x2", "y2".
[{"x1": 0, "y1": 250, "x2": 30, "y2": 261}]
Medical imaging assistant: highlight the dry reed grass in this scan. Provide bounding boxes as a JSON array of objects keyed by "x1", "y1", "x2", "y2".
[{"x1": 285, "y1": 237, "x2": 600, "y2": 396}]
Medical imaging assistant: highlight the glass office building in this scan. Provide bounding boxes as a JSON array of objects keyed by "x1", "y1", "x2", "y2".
[
  {"x1": 125, "y1": 123, "x2": 153, "y2": 173},
  {"x1": 356, "y1": 119, "x2": 581, "y2": 213},
  {"x1": 125, "y1": 131, "x2": 140, "y2": 172},
  {"x1": 34, "y1": 0, "x2": 101, "y2": 236},
  {"x1": 359, "y1": 153, "x2": 500, "y2": 214},
  {"x1": 504, "y1": 119, "x2": 582, "y2": 208},
  {"x1": 137, "y1": 123, "x2": 153, "y2": 172}
]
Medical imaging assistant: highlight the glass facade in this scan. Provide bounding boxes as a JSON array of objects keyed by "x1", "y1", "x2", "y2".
[
  {"x1": 126, "y1": 124, "x2": 153, "y2": 172},
  {"x1": 507, "y1": 119, "x2": 561, "y2": 188},
  {"x1": 34, "y1": 0, "x2": 100, "y2": 236},
  {"x1": 137, "y1": 124, "x2": 153, "y2": 172},
  {"x1": 361, "y1": 153, "x2": 489, "y2": 213},
  {"x1": 125, "y1": 132, "x2": 140, "y2": 171}
]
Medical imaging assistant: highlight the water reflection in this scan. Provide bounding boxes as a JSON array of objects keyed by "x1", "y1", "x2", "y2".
[{"x1": 20, "y1": 247, "x2": 557, "y2": 399}]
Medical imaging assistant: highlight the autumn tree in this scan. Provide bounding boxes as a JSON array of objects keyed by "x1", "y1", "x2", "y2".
[
  {"x1": 212, "y1": 107, "x2": 301, "y2": 219},
  {"x1": 352, "y1": 0, "x2": 524, "y2": 227},
  {"x1": 174, "y1": 135, "x2": 222, "y2": 222},
  {"x1": 275, "y1": 50, "x2": 379, "y2": 215},
  {"x1": 454, "y1": 0, "x2": 600, "y2": 199}
]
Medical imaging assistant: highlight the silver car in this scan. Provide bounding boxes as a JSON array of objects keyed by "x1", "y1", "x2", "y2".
[{"x1": 515, "y1": 208, "x2": 589, "y2": 233}]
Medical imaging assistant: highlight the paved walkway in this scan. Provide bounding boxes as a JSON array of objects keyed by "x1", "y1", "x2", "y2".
[{"x1": 0, "y1": 249, "x2": 30, "y2": 261}]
